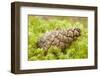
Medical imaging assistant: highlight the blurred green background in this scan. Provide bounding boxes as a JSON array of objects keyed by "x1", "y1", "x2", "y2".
[{"x1": 28, "y1": 15, "x2": 88, "y2": 61}]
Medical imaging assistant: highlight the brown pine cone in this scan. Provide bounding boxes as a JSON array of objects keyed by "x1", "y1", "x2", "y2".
[{"x1": 37, "y1": 28, "x2": 81, "y2": 51}]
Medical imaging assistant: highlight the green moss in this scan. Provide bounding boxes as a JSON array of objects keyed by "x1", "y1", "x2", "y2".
[{"x1": 28, "y1": 16, "x2": 88, "y2": 61}]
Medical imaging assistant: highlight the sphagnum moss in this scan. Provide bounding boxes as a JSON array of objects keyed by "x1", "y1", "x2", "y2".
[{"x1": 28, "y1": 16, "x2": 88, "y2": 61}]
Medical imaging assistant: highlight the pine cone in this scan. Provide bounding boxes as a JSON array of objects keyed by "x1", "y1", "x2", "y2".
[{"x1": 37, "y1": 28, "x2": 81, "y2": 51}]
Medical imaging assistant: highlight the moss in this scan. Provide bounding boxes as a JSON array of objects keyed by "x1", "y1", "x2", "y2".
[{"x1": 28, "y1": 16, "x2": 88, "y2": 60}]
